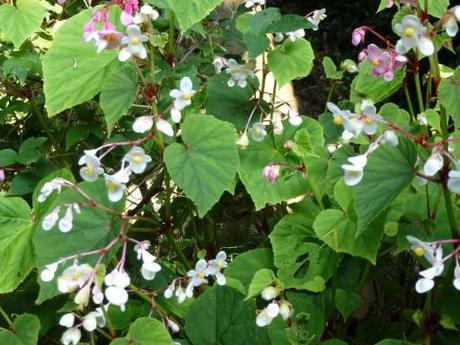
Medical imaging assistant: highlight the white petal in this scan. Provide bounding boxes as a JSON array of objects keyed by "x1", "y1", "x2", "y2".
[
  {"x1": 288, "y1": 115, "x2": 302, "y2": 126},
  {"x1": 83, "y1": 316, "x2": 97, "y2": 332},
  {"x1": 256, "y1": 309, "x2": 273, "y2": 327},
  {"x1": 424, "y1": 154, "x2": 443, "y2": 176},
  {"x1": 348, "y1": 155, "x2": 367, "y2": 168},
  {"x1": 342, "y1": 164, "x2": 364, "y2": 186},
  {"x1": 419, "y1": 266, "x2": 437, "y2": 279},
  {"x1": 118, "y1": 48, "x2": 132, "y2": 62},
  {"x1": 180, "y1": 77, "x2": 193, "y2": 92},
  {"x1": 216, "y1": 272, "x2": 226, "y2": 286},
  {"x1": 418, "y1": 36, "x2": 434, "y2": 56},
  {"x1": 454, "y1": 278, "x2": 460, "y2": 291},
  {"x1": 105, "y1": 286, "x2": 129, "y2": 306},
  {"x1": 266, "y1": 302, "x2": 280, "y2": 318},
  {"x1": 133, "y1": 116, "x2": 153, "y2": 133},
  {"x1": 40, "y1": 268, "x2": 55, "y2": 282},
  {"x1": 59, "y1": 313, "x2": 75, "y2": 328},
  {"x1": 171, "y1": 108, "x2": 182, "y2": 123},
  {"x1": 415, "y1": 278, "x2": 434, "y2": 293},
  {"x1": 156, "y1": 119, "x2": 174, "y2": 137}
]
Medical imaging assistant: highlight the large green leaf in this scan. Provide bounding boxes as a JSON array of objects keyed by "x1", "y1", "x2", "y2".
[
  {"x1": 313, "y1": 209, "x2": 384, "y2": 264},
  {"x1": 0, "y1": 197, "x2": 34, "y2": 293},
  {"x1": 43, "y1": 9, "x2": 119, "y2": 116},
  {"x1": 184, "y1": 286, "x2": 269, "y2": 345},
  {"x1": 354, "y1": 138, "x2": 417, "y2": 233},
  {"x1": 268, "y1": 38, "x2": 314, "y2": 86},
  {"x1": 0, "y1": 314, "x2": 40, "y2": 345},
  {"x1": 164, "y1": 114, "x2": 239, "y2": 217},
  {"x1": 168, "y1": 0, "x2": 224, "y2": 31},
  {"x1": 335, "y1": 288, "x2": 362, "y2": 320},
  {"x1": 206, "y1": 73, "x2": 258, "y2": 130},
  {"x1": 246, "y1": 268, "x2": 276, "y2": 299},
  {"x1": 270, "y1": 213, "x2": 338, "y2": 292},
  {"x1": 238, "y1": 125, "x2": 309, "y2": 210},
  {"x1": 100, "y1": 63, "x2": 138, "y2": 133},
  {"x1": 0, "y1": 0, "x2": 46, "y2": 48},
  {"x1": 33, "y1": 179, "x2": 125, "y2": 303},
  {"x1": 109, "y1": 318, "x2": 173, "y2": 345},
  {"x1": 439, "y1": 67, "x2": 460, "y2": 126}
]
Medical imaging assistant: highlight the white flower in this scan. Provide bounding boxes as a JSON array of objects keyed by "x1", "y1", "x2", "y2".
[
  {"x1": 61, "y1": 328, "x2": 81, "y2": 345},
  {"x1": 166, "y1": 318, "x2": 180, "y2": 333},
  {"x1": 307, "y1": 9, "x2": 327, "y2": 31},
  {"x1": 417, "y1": 113, "x2": 428, "y2": 126},
  {"x1": 79, "y1": 150, "x2": 104, "y2": 182},
  {"x1": 40, "y1": 262, "x2": 59, "y2": 282},
  {"x1": 327, "y1": 102, "x2": 351, "y2": 127},
  {"x1": 38, "y1": 179, "x2": 65, "y2": 202},
  {"x1": 424, "y1": 149, "x2": 444, "y2": 176},
  {"x1": 236, "y1": 133, "x2": 249, "y2": 147},
  {"x1": 59, "y1": 313, "x2": 75, "y2": 328},
  {"x1": 164, "y1": 281, "x2": 175, "y2": 299},
  {"x1": 249, "y1": 122, "x2": 267, "y2": 142},
  {"x1": 57, "y1": 263, "x2": 93, "y2": 293},
  {"x1": 447, "y1": 169, "x2": 460, "y2": 194},
  {"x1": 382, "y1": 130, "x2": 399, "y2": 147},
  {"x1": 187, "y1": 259, "x2": 209, "y2": 287},
  {"x1": 92, "y1": 285, "x2": 104, "y2": 304},
  {"x1": 104, "y1": 169, "x2": 130, "y2": 202},
  {"x1": 170, "y1": 77, "x2": 196, "y2": 110},
  {"x1": 347, "y1": 154, "x2": 368, "y2": 169},
  {"x1": 286, "y1": 29, "x2": 305, "y2": 41},
  {"x1": 205, "y1": 251, "x2": 227, "y2": 286},
  {"x1": 105, "y1": 268, "x2": 131, "y2": 311},
  {"x1": 82, "y1": 309, "x2": 106, "y2": 332},
  {"x1": 133, "y1": 116, "x2": 153, "y2": 133},
  {"x1": 407, "y1": 236, "x2": 443, "y2": 268},
  {"x1": 58, "y1": 206, "x2": 74, "y2": 233},
  {"x1": 105, "y1": 268, "x2": 131, "y2": 288},
  {"x1": 415, "y1": 265, "x2": 444, "y2": 294},
  {"x1": 133, "y1": 4, "x2": 159, "y2": 24},
  {"x1": 175, "y1": 284, "x2": 187, "y2": 304},
  {"x1": 156, "y1": 119, "x2": 174, "y2": 137},
  {"x1": 74, "y1": 284, "x2": 91, "y2": 307},
  {"x1": 279, "y1": 301, "x2": 293, "y2": 320},
  {"x1": 342, "y1": 163, "x2": 364, "y2": 186},
  {"x1": 361, "y1": 105, "x2": 379, "y2": 135},
  {"x1": 245, "y1": 0, "x2": 265, "y2": 8},
  {"x1": 288, "y1": 110, "x2": 302, "y2": 126},
  {"x1": 454, "y1": 265, "x2": 460, "y2": 291},
  {"x1": 394, "y1": 15, "x2": 434, "y2": 56},
  {"x1": 141, "y1": 260, "x2": 162, "y2": 281},
  {"x1": 213, "y1": 57, "x2": 228, "y2": 74},
  {"x1": 170, "y1": 107, "x2": 182, "y2": 123},
  {"x1": 443, "y1": 7, "x2": 460, "y2": 37},
  {"x1": 256, "y1": 301, "x2": 280, "y2": 327},
  {"x1": 125, "y1": 146, "x2": 152, "y2": 174},
  {"x1": 119, "y1": 25, "x2": 148, "y2": 61},
  {"x1": 42, "y1": 207, "x2": 60, "y2": 231},
  {"x1": 261, "y1": 286, "x2": 279, "y2": 301},
  {"x1": 225, "y1": 59, "x2": 254, "y2": 88}
]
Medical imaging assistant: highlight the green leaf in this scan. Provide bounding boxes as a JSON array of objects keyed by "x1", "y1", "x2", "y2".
[
  {"x1": 354, "y1": 138, "x2": 417, "y2": 233},
  {"x1": 350, "y1": 62, "x2": 405, "y2": 104},
  {"x1": 335, "y1": 289, "x2": 362, "y2": 320},
  {"x1": 0, "y1": 197, "x2": 34, "y2": 293},
  {"x1": 238, "y1": 124, "x2": 309, "y2": 210},
  {"x1": 65, "y1": 127, "x2": 89, "y2": 150},
  {"x1": 225, "y1": 248, "x2": 274, "y2": 292},
  {"x1": 246, "y1": 268, "x2": 276, "y2": 299},
  {"x1": 334, "y1": 179, "x2": 353, "y2": 211},
  {"x1": 100, "y1": 63, "x2": 138, "y2": 133},
  {"x1": 184, "y1": 286, "x2": 269, "y2": 345},
  {"x1": 0, "y1": 314, "x2": 40, "y2": 345},
  {"x1": 375, "y1": 340, "x2": 418, "y2": 345},
  {"x1": 439, "y1": 67, "x2": 460, "y2": 126},
  {"x1": 267, "y1": 14, "x2": 313, "y2": 33},
  {"x1": 109, "y1": 317, "x2": 173, "y2": 345},
  {"x1": 206, "y1": 73, "x2": 258, "y2": 130},
  {"x1": 379, "y1": 103, "x2": 410, "y2": 128},
  {"x1": 43, "y1": 8, "x2": 119, "y2": 116},
  {"x1": 243, "y1": 33, "x2": 270, "y2": 58},
  {"x1": 250, "y1": 8, "x2": 281, "y2": 34},
  {"x1": 0, "y1": 0, "x2": 47, "y2": 47},
  {"x1": 268, "y1": 38, "x2": 314, "y2": 86},
  {"x1": 313, "y1": 209, "x2": 385, "y2": 264},
  {"x1": 0, "y1": 149, "x2": 18, "y2": 167},
  {"x1": 164, "y1": 114, "x2": 239, "y2": 217},
  {"x1": 270, "y1": 213, "x2": 338, "y2": 292},
  {"x1": 168, "y1": 0, "x2": 224, "y2": 32},
  {"x1": 427, "y1": 0, "x2": 449, "y2": 18},
  {"x1": 33, "y1": 179, "x2": 125, "y2": 303},
  {"x1": 322, "y1": 57, "x2": 343, "y2": 80},
  {"x1": 18, "y1": 137, "x2": 47, "y2": 164}
]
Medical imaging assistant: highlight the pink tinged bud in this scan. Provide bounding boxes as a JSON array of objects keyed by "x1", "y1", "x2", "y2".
[
  {"x1": 358, "y1": 50, "x2": 367, "y2": 62},
  {"x1": 121, "y1": 11, "x2": 134, "y2": 26},
  {"x1": 352, "y1": 28, "x2": 366, "y2": 46},
  {"x1": 57, "y1": 0, "x2": 66, "y2": 4},
  {"x1": 262, "y1": 164, "x2": 281, "y2": 184}
]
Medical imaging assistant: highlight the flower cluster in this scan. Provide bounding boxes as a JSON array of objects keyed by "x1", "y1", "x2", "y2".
[
  {"x1": 164, "y1": 251, "x2": 228, "y2": 304},
  {"x1": 59, "y1": 308, "x2": 106, "y2": 345},
  {"x1": 42, "y1": 203, "x2": 80, "y2": 232},
  {"x1": 359, "y1": 43, "x2": 407, "y2": 81},
  {"x1": 274, "y1": 29, "x2": 305, "y2": 43},
  {"x1": 407, "y1": 236, "x2": 460, "y2": 293},
  {"x1": 306, "y1": 9, "x2": 327, "y2": 31},
  {"x1": 256, "y1": 285, "x2": 293, "y2": 327},
  {"x1": 443, "y1": 6, "x2": 460, "y2": 37},
  {"x1": 214, "y1": 58, "x2": 254, "y2": 88}
]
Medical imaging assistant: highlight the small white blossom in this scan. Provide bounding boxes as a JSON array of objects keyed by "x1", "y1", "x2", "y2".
[
  {"x1": 156, "y1": 119, "x2": 175, "y2": 137},
  {"x1": 57, "y1": 263, "x2": 93, "y2": 293},
  {"x1": 236, "y1": 132, "x2": 249, "y2": 147},
  {"x1": 133, "y1": 116, "x2": 153, "y2": 133},
  {"x1": 188, "y1": 259, "x2": 209, "y2": 287},
  {"x1": 225, "y1": 59, "x2": 254, "y2": 88},
  {"x1": 133, "y1": 4, "x2": 159, "y2": 24},
  {"x1": 213, "y1": 57, "x2": 228, "y2": 74},
  {"x1": 245, "y1": 0, "x2": 265, "y2": 8},
  {"x1": 382, "y1": 130, "x2": 399, "y2": 147},
  {"x1": 82, "y1": 308, "x2": 106, "y2": 332},
  {"x1": 287, "y1": 29, "x2": 305, "y2": 41},
  {"x1": 170, "y1": 77, "x2": 196, "y2": 110},
  {"x1": 307, "y1": 9, "x2": 327, "y2": 31},
  {"x1": 170, "y1": 107, "x2": 182, "y2": 123},
  {"x1": 125, "y1": 146, "x2": 152, "y2": 174},
  {"x1": 58, "y1": 206, "x2": 74, "y2": 233},
  {"x1": 417, "y1": 113, "x2": 428, "y2": 126},
  {"x1": 166, "y1": 318, "x2": 180, "y2": 333},
  {"x1": 205, "y1": 251, "x2": 227, "y2": 286},
  {"x1": 38, "y1": 179, "x2": 65, "y2": 203},
  {"x1": 79, "y1": 150, "x2": 104, "y2": 182},
  {"x1": 424, "y1": 149, "x2": 444, "y2": 176},
  {"x1": 288, "y1": 110, "x2": 302, "y2": 126},
  {"x1": 261, "y1": 286, "x2": 279, "y2": 301},
  {"x1": 279, "y1": 301, "x2": 293, "y2": 320},
  {"x1": 92, "y1": 285, "x2": 104, "y2": 304},
  {"x1": 59, "y1": 313, "x2": 75, "y2": 328},
  {"x1": 119, "y1": 25, "x2": 148, "y2": 61},
  {"x1": 394, "y1": 15, "x2": 434, "y2": 56},
  {"x1": 40, "y1": 262, "x2": 59, "y2": 282},
  {"x1": 448, "y1": 169, "x2": 460, "y2": 194},
  {"x1": 74, "y1": 284, "x2": 91, "y2": 307},
  {"x1": 105, "y1": 268, "x2": 131, "y2": 311},
  {"x1": 104, "y1": 169, "x2": 130, "y2": 202},
  {"x1": 256, "y1": 301, "x2": 280, "y2": 327},
  {"x1": 454, "y1": 265, "x2": 460, "y2": 291},
  {"x1": 443, "y1": 7, "x2": 460, "y2": 37},
  {"x1": 342, "y1": 164, "x2": 364, "y2": 186},
  {"x1": 249, "y1": 122, "x2": 267, "y2": 142},
  {"x1": 61, "y1": 328, "x2": 81, "y2": 345},
  {"x1": 42, "y1": 207, "x2": 60, "y2": 231}
]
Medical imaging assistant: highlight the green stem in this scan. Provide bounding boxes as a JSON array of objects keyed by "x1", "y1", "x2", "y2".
[
  {"x1": 443, "y1": 184, "x2": 459, "y2": 239},
  {"x1": 95, "y1": 327, "x2": 114, "y2": 341},
  {"x1": 0, "y1": 306, "x2": 13, "y2": 328},
  {"x1": 168, "y1": 11, "x2": 176, "y2": 61},
  {"x1": 99, "y1": 303, "x2": 116, "y2": 338},
  {"x1": 404, "y1": 84, "x2": 416, "y2": 122},
  {"x1": 414, "y1": 71, "x2": 425, "y2": 114},
  {"x1": 324, "y1": 81, "x2": 337, "y2": 113}
]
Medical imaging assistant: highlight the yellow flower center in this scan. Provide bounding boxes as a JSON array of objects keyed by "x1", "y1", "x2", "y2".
[
  {"x1": 350, "y1": 170, "x2": 361, "y2": 177},
  {"x1": 364, "y1": 117, "x2": 373, "y2": 125},
  {"x1": 333, "y1": 116, "x2": 343, "y2": 126},
  {"x1": 198, "y1": 272, "x2": 206, "y2": 280},
  {"x1": 183, "y1": 92, "x2": 193, "y2": 100},
  {"x1": 106, "y1": 33, "x2": 118, "y2": 42},
  {"x1": 107, "y1": 181, "x2": 119, "y2": 192},
  {"x1": 371, "y1": 58, "x2": 380, "y2": 66},
  {"x1": 414, "y1": 247, "x2": 425, "y2": 257},
  {"x1": 217, "y1": 262, "x2": 225, "y2": 269},
  {"x1": 83, "y1": 165, "x2": 94, "y2": 176},
  {"x1": 130, "y1": 37, "x2": 140, "y2": 45},
  {"x1": 133, "y1": 155, "x2": 143, "y2": 164},
  {"x1": 404, "y1": 27, "x2": 415, "y2": 38},
  {"x1": 72, "y1": 272, "x2": 82, "y2": 281}
]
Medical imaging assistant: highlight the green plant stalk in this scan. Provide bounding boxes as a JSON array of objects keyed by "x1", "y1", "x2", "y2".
[
  {"x1": 414, "y1": 72, "x2": 425, "y2": 114},
  {"x1": 99, "y1": 302, "x2": 116, "y2": 338},
  {"x1": 324, "y1": 81, "x2": 337, "y2": 113},
  {"x1": 0, "y1": 305, "x2": 13, "y2": 328},
  {"x1": 168, "y1": 11, "x2": 176, "y2": 60},
  {"x1": 404, "y1": 84, "x2": 416, "y2": 122}
]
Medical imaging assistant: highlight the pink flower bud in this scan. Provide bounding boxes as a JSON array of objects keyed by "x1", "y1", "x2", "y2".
[
  {"x1": 262, "y1": 164, "x2": 281, "y2": 184},
  {"x1": 352, "y1": 28, "x2": 366, "y2": 46}
]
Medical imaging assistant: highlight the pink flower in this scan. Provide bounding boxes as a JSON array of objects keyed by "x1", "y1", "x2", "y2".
[
  {"x1": 120, "y1": 0, "x2": 139, "y2": 26},
  {"x1": 363, "y1": 44, "x2": 407, "y2": 81},
  {"x1": 95, "y1": 29, "x2": 123, "y2": 52},
  {"x1": 262, "y1": 164, "x2": 281, "y2": 184},
  {"x1": 352, "y1": 27, "x2": 366, "y2": 46}
]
